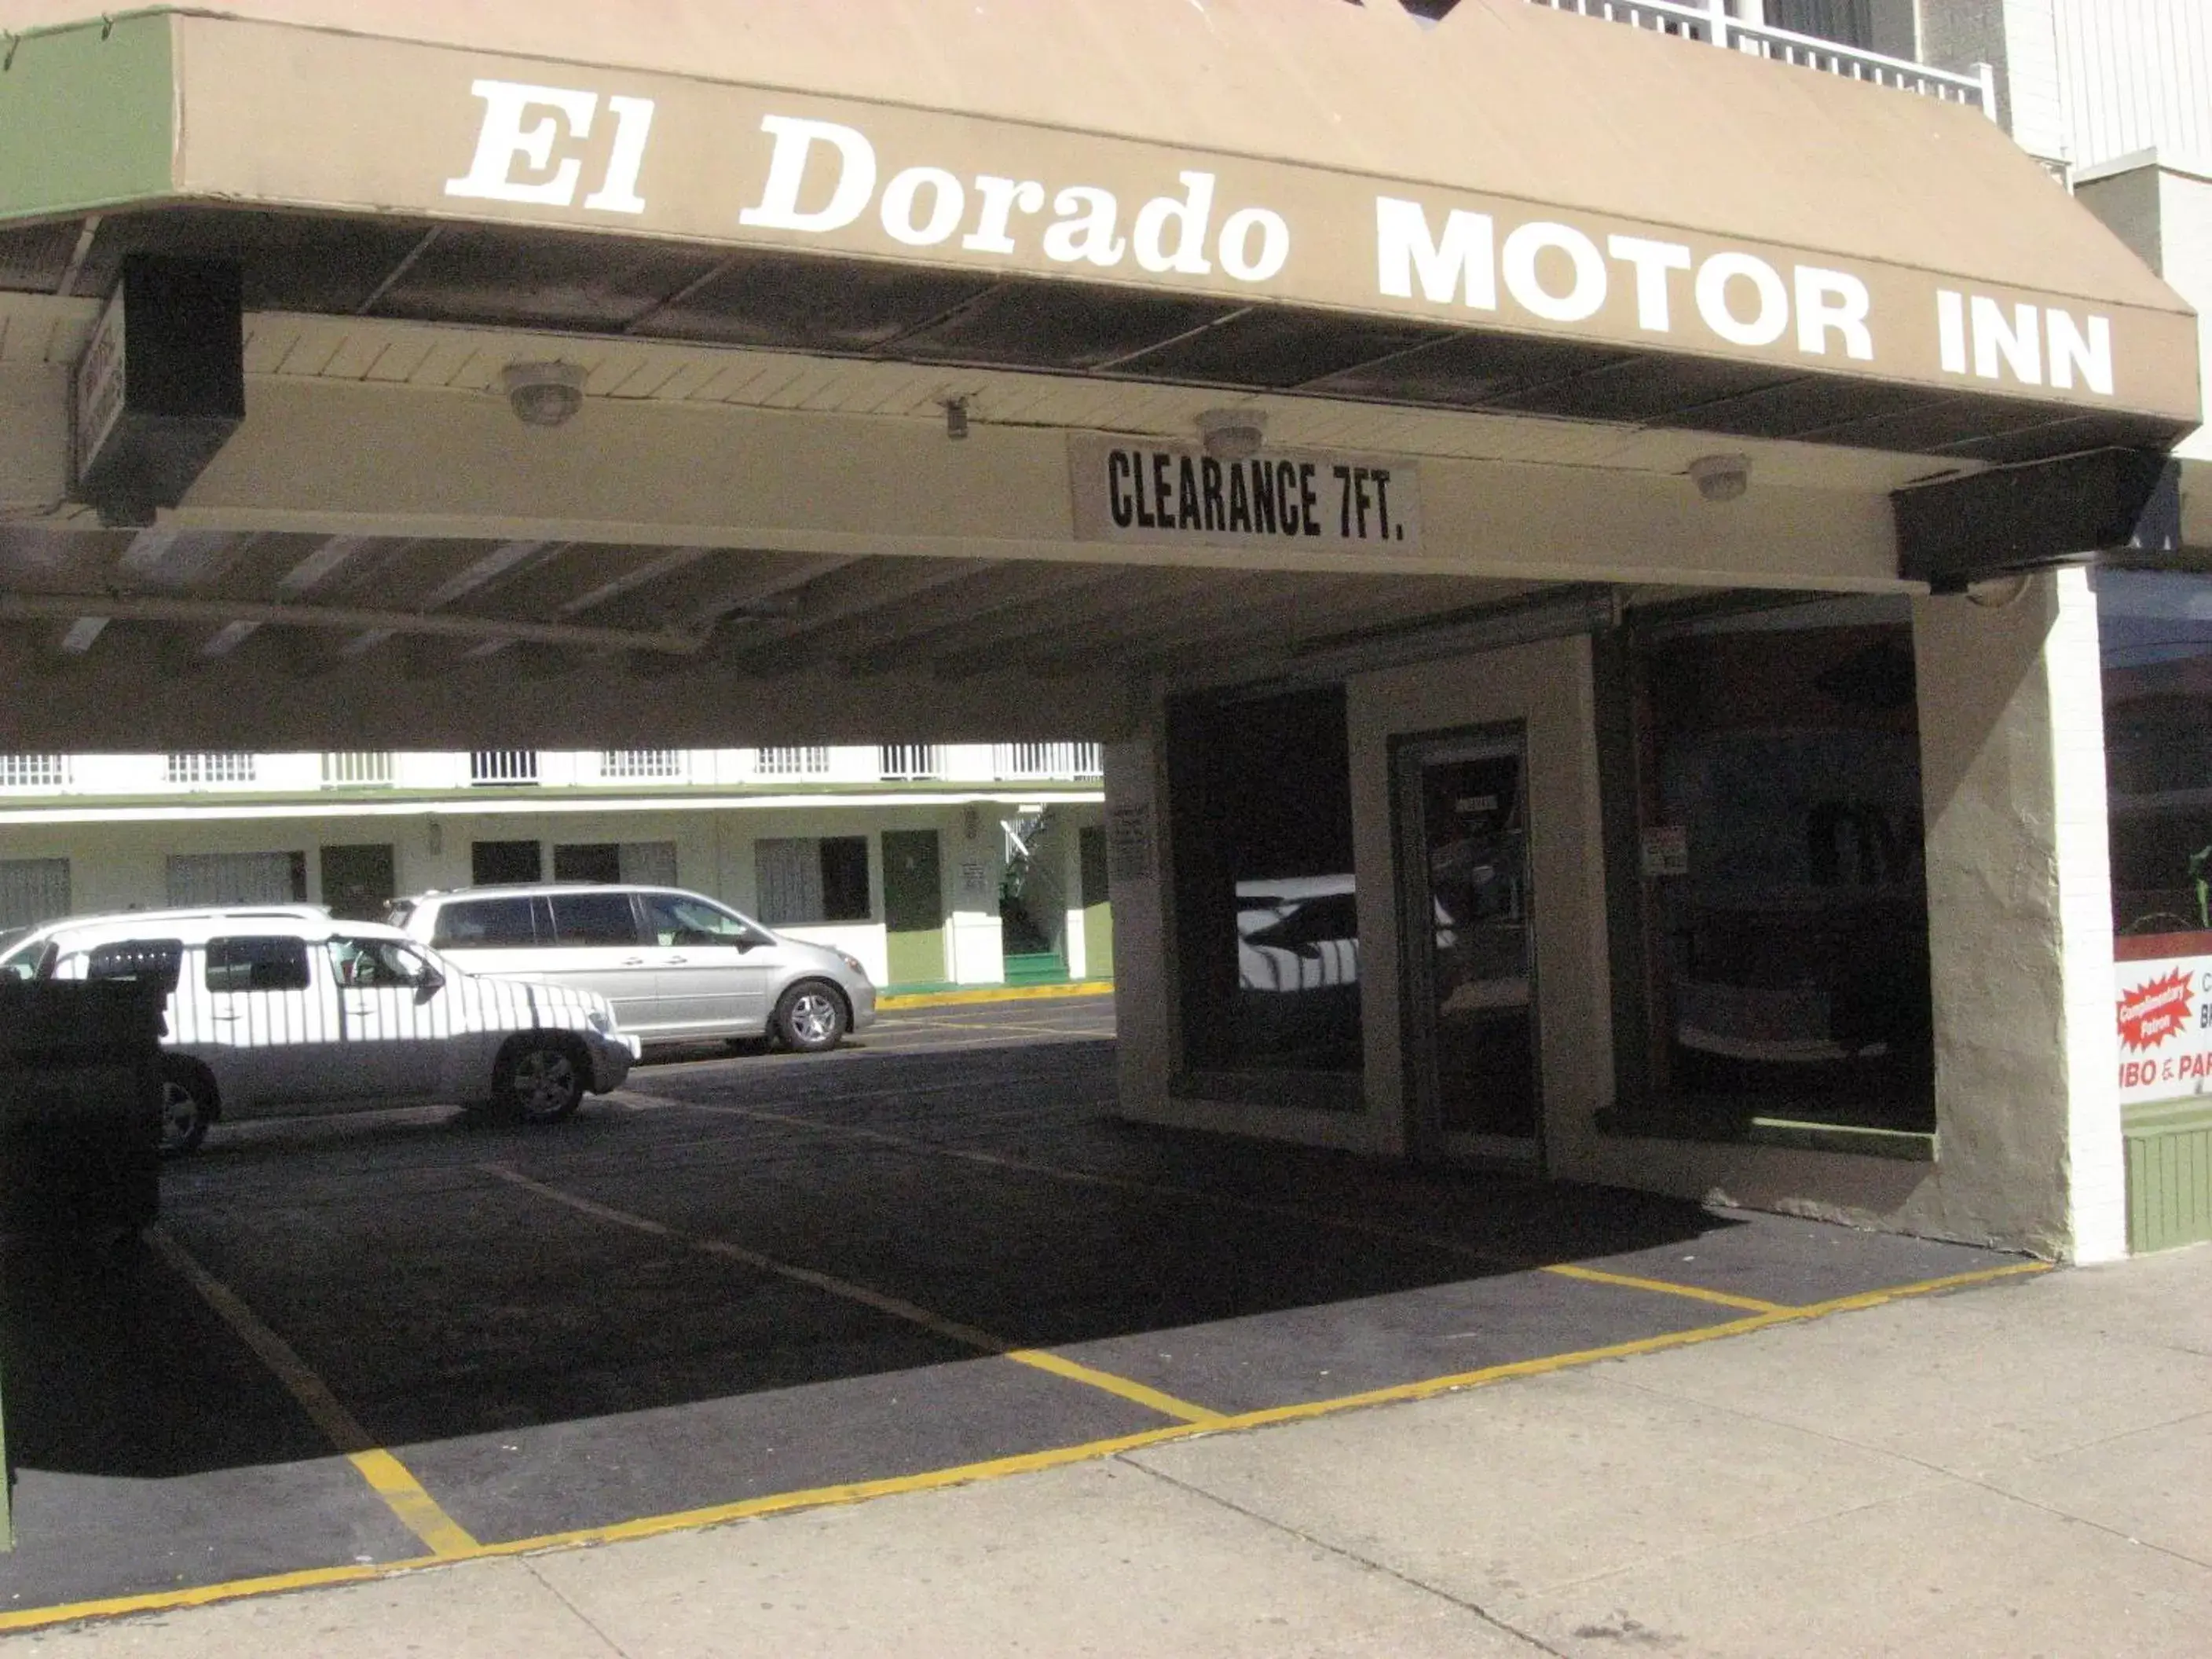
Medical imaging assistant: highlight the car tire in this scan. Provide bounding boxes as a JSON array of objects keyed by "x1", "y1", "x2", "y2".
[
  {"x1": 772, "y1": 981, "x2": 848, "y2": 1053},
  {"x1": 158, "y1": 1060, "x2": 215, "y2": 1158},
  {"x1": 493, "y1": 1035, "x2": 586, "y2": 1125}
]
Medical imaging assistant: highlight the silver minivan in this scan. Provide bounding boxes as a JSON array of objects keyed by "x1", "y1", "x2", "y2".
[{"x1": 388, "y1": 884, "x2": 877, "y2": 1050}]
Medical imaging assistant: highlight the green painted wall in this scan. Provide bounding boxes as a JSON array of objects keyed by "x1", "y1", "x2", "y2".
[{"x1": 0, "y1": 13, "x2": 174, "y2": 220}]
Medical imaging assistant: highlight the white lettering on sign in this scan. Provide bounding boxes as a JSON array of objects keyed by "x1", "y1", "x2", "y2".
[
  {"x1": 2115, "y1": 943, "x2": 2212, "y2": 1104},
  {"x1": 738, "y1": 117, "x2": 1291, "y2": 283},
  {"x1": 1068, "y1": 434, "x2": 1420, "y2": 552},
  {"x1": 1375, "y1": 196, "x2": 1900, "y2": 368},
  {"x1": 73, "y1": 283, "x2": 128, "y2": 485},
  {"x1": 1935, "y1": 287, "x2": 2114, "y2": 395},
  {"x1": 434, "y1": 80, "x2": 2134, "y2": 403},
  {"x1": 445, "y1": 79, "x2": 655, "y2": 214}
]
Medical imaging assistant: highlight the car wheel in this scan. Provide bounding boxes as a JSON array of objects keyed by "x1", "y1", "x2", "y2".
[
  {"x1": 495, "y1": 1037, "x2": 586, "y2": 1124},
  {"x1": 158, "y1": 1061, "x2": 214, "y2": 1158},
  {"x1": 773, "y1": 981, "x2": 848, "y2": 1053}
]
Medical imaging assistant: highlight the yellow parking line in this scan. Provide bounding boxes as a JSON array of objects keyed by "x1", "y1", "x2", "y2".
[
  {"x1": 145, "y1": 1229, "x2": 479, "y2": 1558},
  {"x1": 877, "y1": 981, "x2": 1115, "y2": 1010},
  {"x1": 0, "y1": 1252, "x2": 2051, "y2": 1637},
  {"x1": 480, "y1": 1163, "x2": 1222, "y2": 1424},
  {"x1": 1542, "y1": 1263, "x2": 1789, "y2": 1314},
  {"x1": 1005, "y1": 1350, "x2": 1225, "y2": 1426}
]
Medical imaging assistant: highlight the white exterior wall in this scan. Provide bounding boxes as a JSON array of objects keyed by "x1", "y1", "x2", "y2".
[
  {"x1": 0, "y1": 797, "x2": 1099, "y2": 994},
  {"x1": 2050, "y1": 0, "x2": 2212, "y2": 173}
]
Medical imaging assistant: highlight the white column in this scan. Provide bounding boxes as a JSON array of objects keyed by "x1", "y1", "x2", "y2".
[{"x1": 1915, "y1": 569, "x2": 2126, "y2": 1261}]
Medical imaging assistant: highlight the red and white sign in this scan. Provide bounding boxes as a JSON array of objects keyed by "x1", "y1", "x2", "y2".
[{"x1": 2115, "y1": 934, "x2": 2212, "y2": 1104}]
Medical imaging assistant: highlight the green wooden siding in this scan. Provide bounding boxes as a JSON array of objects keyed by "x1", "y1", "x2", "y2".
[
  {"x1": 0, "y1": 14, "x2": 175, "y2": 221},
  {"x1": 2124, "y1": 1097, "x2": 2212, "y2": 1254}
]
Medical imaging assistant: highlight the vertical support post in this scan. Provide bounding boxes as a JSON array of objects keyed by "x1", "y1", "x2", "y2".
[
  {"x1": 1708, "y1": 0, "x2": 1732, "y2": 47},
  {"x1": 1975, "y1": 60, "x2": 2002, "y2": 123},
  {"x1": 1914, "y1": 570, "x2": 2126, "y2": 1260}
]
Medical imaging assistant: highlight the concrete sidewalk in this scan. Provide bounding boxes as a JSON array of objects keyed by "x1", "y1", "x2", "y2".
[{"x1": 23, "y1": 1244, "x2": 2212, "y2": 1656}]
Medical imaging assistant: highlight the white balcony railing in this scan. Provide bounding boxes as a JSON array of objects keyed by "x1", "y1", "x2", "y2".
[
  {"x1": 993, "y1": 742, "x2": 1103, "y2": 782},
  {"x1": 755, "y1": 745, "x2": 832, "y2": 778},
  {"x1": 1529, "y1": 0, "x2": 1998, "y2": 117},
  {"x1": 470, "y1": 749, "x2": 540, "y2": 787},
  {"x1": 167, "y1": 753, "x2": 257, "y2": 786},
  {"x1": 877, "y1": 743, "x2": 943, "y2": 782},
  {"x1": 320, "y1": 751, "x2": 394, "y2": 787},
  {"x1": 0, "y1": 753, "x2": 68, "y2": 791},
  {"x1": 600, "y1": 749, "x2": 687, "y2": 782}
]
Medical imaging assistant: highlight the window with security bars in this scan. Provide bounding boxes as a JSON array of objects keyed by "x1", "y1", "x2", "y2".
[
  {"x1": 320, "y1": 752, "x2": 394, "y2": 787},
  {"x1": 470, "y1": 749, "x2": 540, "y2": 786},
  {"x1": 877, "y1": 744, "x2": 943, "y2": 781},
  {"x1": 0, "y1": 754, "x2": 68, "y2": 790},
  {"x1": 0, "y1": 858, "x2": 70, "y2": 928},
  {"x1": 755, "y1": 837, "x2": 870, "y2": 925},
  {"x1": 166, "y1": 851, "x2": 308, "y2": 907},
  {"x1": 992, "y1": 742, "x2": 1103, "y2": 780},
  {"x1": 599, "y1": 749, "x2": 686, "y2": 782},
  {"x1": 755, "y1": 746, "x2": 831, "y2": 778},
  {"x1": 167, "y1": 753, "x2": 258, "y2": 786}
]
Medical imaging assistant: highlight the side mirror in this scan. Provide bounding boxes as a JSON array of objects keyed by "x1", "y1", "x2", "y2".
[{"x1": 416, "y1": 970, "x2": 445, "y2": 1002}]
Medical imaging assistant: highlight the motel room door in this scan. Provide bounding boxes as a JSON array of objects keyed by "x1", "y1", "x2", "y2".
[{"x1": 1394, "y1": 725, "x2": 1540, "y2": 1167}]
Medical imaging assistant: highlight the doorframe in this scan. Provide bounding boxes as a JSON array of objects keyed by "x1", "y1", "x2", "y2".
[{"x1": 1389, "y1": 720, "x2": 1544, "y2": 1172}]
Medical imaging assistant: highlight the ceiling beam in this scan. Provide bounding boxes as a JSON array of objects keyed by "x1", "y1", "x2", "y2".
[
  {"x1": 335, "y1": 539, "x2": 555, "y2": 659},
  {"x1": 0, "y1": 590, "x2": 704, "y2": 654},
  {"x1": 727, "y1": 558, "x2": 983, "y2": 676},
  {"x1": 818, "y1": 562, "x2": 1126, "y2": 669},
  {"x1": 932, "y1": 573, "x2": 1280, "y2": 678},
  {"x1": 903, "y1": 569, "x2": 1219, "y2": 670},
  {"x1": 197, "y1": 534, "x2": 376, "y2": 659}
]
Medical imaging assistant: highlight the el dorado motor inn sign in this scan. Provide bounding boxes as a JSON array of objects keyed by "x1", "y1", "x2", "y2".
[
  {"x1": 150, "y1": 16, "x2": 2197, "y2": 423},
  {"x1": 432, "y1": 79, "x2": 2135, "y2": 401}
]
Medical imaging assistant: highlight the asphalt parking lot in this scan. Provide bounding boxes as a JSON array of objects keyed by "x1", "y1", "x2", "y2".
[{"x1": 0, "y1": 994, "x2": 2036, "y2": 1632}]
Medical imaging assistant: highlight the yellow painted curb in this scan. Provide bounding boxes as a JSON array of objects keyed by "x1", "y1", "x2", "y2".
[{"x1": 877, "y1": 980, "x2": 1115, "y2": 1010}]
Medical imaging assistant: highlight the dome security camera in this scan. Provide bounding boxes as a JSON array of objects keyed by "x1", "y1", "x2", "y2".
[
  {"x1": 500, "y1": 361, "x2": 588, "y2": 427},
  {"x1": 1198, "y1": 408, "x2": 1267, "y2": 462}
]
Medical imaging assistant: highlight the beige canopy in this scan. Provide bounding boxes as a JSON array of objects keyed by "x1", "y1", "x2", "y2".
[{"x1": 0, "y1": 0, "x2": 2197, "y2": 454}]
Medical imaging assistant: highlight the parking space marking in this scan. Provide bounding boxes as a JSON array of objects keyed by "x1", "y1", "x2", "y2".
[
  {"x1": 0, "y1": 1254, "x2": 2050, "y2": 1638},
  {"x1": 1541, "y1": 1264, "x2": 1789, "y2": 1314},
  {"x1": 144, "y1": 1228, "x2": 481, "y2": 1558},
  {"x1": 480, "y1": 1163, "x2": 1224, "y2": 1425},
  {"x1": 624, "y1": 1096, "x2": 1538, "y2": 1271},
  {"x1": 1002, "y1": 1349, "x2": 1228, "y2": 1426},
  {"x1": 613, "y1": 1094, "x2": 2025, "y2": 1321}
]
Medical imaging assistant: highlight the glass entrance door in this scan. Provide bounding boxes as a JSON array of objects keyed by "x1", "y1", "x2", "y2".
[{"x1": 1396, "y1": 727, "x2": 1540, "y2": 1165}]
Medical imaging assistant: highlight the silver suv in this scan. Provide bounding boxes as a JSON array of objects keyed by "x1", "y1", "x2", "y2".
[
  {"x1": 387, "y1": 884, "x2": 877, "y2": 1051},
  {"x1": 0, "y1": 906, "x2": 638, "y2": 1155}
]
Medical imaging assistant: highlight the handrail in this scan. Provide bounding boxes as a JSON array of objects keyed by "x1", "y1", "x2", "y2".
[{"x1": 1527, "y1": 0, "x2": 1997, "y2": 120}]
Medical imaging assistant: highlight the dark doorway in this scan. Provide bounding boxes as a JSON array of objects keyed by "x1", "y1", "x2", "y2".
[
  {"x1": 883, "y1": 830, "x2": 945, "y2": 988},
  {"x1": 318, "y1": 843, "x2": 396, "y2": 921},
  {"x1": 1394, "y1": 727, "x2": 1539, "y2": 1165},
  {"x1": 1166, "y1": 684, "x2": 1361, "y2": 1101},
  {"x1": 471, "y1": 840, "x2": 542, "y2": 885}
]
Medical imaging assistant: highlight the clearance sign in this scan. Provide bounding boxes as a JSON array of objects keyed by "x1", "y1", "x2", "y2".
[
  {"x1": 1068, "y1": 437, "x2": 1420, "y2": 553},
  {"x1": 2115, "y1": 936, "x2": 2212, "y2": 1104}
]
